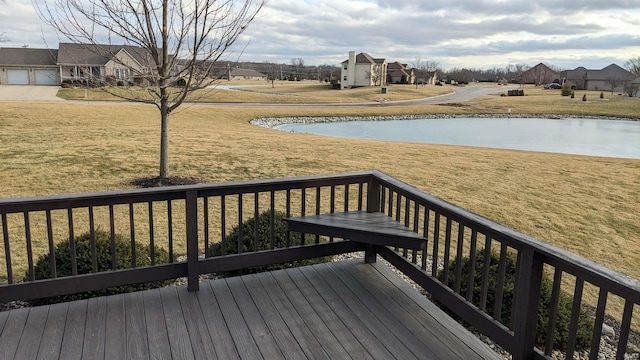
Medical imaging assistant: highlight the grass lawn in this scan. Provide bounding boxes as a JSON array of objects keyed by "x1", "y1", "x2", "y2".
[
  {"x1": 56, "y1": 79, "x2": 453, "y2": 103},
  {"x1": 1, "y1": 84, "x2": 639, "y2": 321}
]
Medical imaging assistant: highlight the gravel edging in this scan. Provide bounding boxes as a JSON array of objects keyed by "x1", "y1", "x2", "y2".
[{"x1": 250, "y1": 114, "x2": 639, "y2": 129}]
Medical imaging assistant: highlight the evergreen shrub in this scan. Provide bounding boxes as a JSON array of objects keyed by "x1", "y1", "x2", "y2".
[
  {"x1": 27, "y1": 229, "x2": 171, "y2": 306},
  {"x1": 438, "y1": 249, "x2": 593, "y2": 351},
  {"x1": 207, "y1": 210, "x2": 333, "y2": 275}
]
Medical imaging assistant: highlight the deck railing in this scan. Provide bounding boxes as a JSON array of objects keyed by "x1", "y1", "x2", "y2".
[{"x1": 0, "y1": 170, "x2": 638, "y2": 360}]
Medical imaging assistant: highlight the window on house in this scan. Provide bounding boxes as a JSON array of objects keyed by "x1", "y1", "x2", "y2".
[
  {"x1": 115, "y1": 68, "x2": 131, "y2": 80},
  {"x1": 343, "y1": 75, "x2": 347, "y2": 81}
]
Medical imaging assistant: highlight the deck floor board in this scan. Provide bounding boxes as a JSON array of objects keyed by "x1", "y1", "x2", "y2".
[
  {"x1": 0, "y1": 260, "x2": 501, "y2": 360},
  {"x1": 104, "y1": 294, "x2": 126, "y2": 360},
  {"x1": 15, "y1": 306, "x2": 49, "y2": 360},
  {"x1": 58, "y1": 299, "x2": 86, "y2": 360},
  {"x1": 82, "y1": 296, "x2": 106, "y2": 360},
  {"x1": 196, "y1": 281, "x2": 239, "y2": 359},
  {"x1": 143, "y1": 289, "x2": 172, "y2": 360},
  {"x1": 36, "y1": 302, "x2": 68, "y2": 360}
]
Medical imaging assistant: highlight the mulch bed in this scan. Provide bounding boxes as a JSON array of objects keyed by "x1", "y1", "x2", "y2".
[{"x1": 129, "y1": 176, "x2": 205, "y2": 188}]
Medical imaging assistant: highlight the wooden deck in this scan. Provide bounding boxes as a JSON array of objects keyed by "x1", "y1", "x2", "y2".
[{"x1": 0, "y1": 260, "x2": 501, "y2": 360}]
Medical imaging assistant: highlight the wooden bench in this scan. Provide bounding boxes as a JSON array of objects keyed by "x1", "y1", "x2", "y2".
[{"x1": 284, "y1": 211, "x2": 427, "y2": 250}]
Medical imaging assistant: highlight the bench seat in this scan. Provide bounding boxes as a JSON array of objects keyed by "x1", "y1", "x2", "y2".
[{"x1": 284, "y1": 211, "x2": 426, "y2": 250}]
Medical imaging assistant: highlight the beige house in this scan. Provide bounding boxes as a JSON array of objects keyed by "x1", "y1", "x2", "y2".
[
  {"x1": 228, "y1": 68, "x2": 267, "y2": 80},
  {"x1": 57, "y1": 43, "x2": 156, "y2": 84},
  {"x1": 340, "y1": 51, "x2": 387, "y2": 89}
]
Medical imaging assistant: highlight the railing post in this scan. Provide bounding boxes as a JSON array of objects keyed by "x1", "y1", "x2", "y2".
[
  {"x1": 511, "y1": 248, "x2": 544, "y2": 360},
  {"x1": 366, "y1": 175, "x2": 381, "y2": 213},
  {"x1": 365, "y1": 175, "x2": 382, "y2": 263},
  {"x1": 186, "y1": 190, "x2": 199, "y2": 291}
]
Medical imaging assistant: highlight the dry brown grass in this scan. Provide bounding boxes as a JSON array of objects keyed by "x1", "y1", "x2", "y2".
[
  {"x1": 1, "y1": 85, "x2": 639, "y2": 322},
  {"x1": 56, "y1": 80, "x2": 453, "y2": 104}
]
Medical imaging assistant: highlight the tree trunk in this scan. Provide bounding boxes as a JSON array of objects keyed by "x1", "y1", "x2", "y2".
[{"x1": 159, "y1": 102, "x2": 169, "y2": 179}]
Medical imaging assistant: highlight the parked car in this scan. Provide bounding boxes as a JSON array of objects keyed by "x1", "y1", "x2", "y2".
[{"x1": 544, "y1": 83, "x2": 562, "y2": 89}]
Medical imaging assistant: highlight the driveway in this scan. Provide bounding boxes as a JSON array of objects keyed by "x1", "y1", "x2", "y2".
[{"x1": 0, "y1": 85, "x2": 64, "y2": 102}]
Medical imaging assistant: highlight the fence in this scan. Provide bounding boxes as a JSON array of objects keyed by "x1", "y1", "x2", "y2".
[{"x1": 1, "y1": 170, "x2": 638, "y2": 359}]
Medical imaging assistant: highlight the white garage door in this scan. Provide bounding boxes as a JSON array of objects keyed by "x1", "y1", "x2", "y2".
[
  {"x1": 7, "y1": 70, "x2": 30, "y2": 85},
  {"x1": 35, "y1": 70, "x2": 58, "y2": 85}
]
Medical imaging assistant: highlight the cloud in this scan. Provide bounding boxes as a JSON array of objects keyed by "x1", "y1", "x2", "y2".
[{"x1": 2, "y1": 0, "x2": 640, "y2": 70}]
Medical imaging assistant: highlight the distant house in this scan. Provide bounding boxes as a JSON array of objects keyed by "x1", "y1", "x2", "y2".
[
  {"x1": 416, "y1": 71, "x2": 438, "y2": 85},
  {"x1": 340, "y1": 51, "x2": 387, "y2": 89},
  {"x1": 57, "y1": 43, "x2": 157, "y2": 84},
  {"x1": 562, "y1": 64, "x2": 635, "y2": 92},
  {"x1": 228, "y1": 68, "x2": 267, "y2": 80},
  {"x1": 521, "y1": 63, "x2": 559, "y2": 85},
  {"x1": 0, "y1": 48, "x2": 59, "y2": 85},
  {"x1": 387, "y1": 62, "x2": 415, "y2": 84},
  {"x1": 629, "y1": 77, "x2": 640, "y2": 97}
]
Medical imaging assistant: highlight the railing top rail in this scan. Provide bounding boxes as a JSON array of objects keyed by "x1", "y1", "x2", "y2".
[
  {"x1": 0, "y1": 171, "x2": 375, "y2": 214},
  {"x1": 371, "y1": 170, "x2": 640, "y2": 299}
]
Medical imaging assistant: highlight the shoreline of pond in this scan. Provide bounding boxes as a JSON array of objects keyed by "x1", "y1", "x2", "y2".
[{"x1": 250, "y1": 114, "x2": 638, "y2": 129}]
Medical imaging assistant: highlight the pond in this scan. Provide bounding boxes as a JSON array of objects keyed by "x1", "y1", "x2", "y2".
[{"x1": 274, "y1": 117, "x2": 640, "y2": 159}]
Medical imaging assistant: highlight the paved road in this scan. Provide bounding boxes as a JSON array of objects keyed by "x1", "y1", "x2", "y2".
[
  {"x1": 0, "y1": 84, "x2": 517, "y2": 105},
  {"x1": 394, "y1": 85, "x2": 518, "y2": 105}
]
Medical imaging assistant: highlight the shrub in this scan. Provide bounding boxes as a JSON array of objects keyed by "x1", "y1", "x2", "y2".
[
  {"x1": 600, "y1": 91, "x2": 604, "y2": 99},
  {"x1": 438, "y1": 249, "x2": 593, "y2": 351},
  {"x1": 571, "y1": 91, "x2": 575, "y2": 99},
  {"x1": 207, "y1": 210, "x2": 332, "y2": 275},
  {"x1": 27, "y1": 229, "x2": 171, "y2": 306},
  {"x1": 561, "y1": 83, "x2": 573, "y2": 96},
  {"x1": 104, "y1": 75, "x2": 117, "y2": 86},
  {"x1": 582, "y1": 94, "x2": 587, "y2": 102}
]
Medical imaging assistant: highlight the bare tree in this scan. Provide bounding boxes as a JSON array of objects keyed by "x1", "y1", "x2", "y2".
[
  {"x1": 625, "y1": 56, "x2": 640, "y2": 77},
  {"x1": 604, "y1": 75, "x2": 630, "y2": 94},
  {"x1": 412, "y1": 56, "x2": 440, "y2": 86},
  {"x1": 290, "y1": 58, "x2": 304, "y2": 80},
  {"x1": 263, "y1": 61, "x2": 280, "y2": 88},
  {"x1": 35, "y1": 0, "x2": 264, "y2": 181}
]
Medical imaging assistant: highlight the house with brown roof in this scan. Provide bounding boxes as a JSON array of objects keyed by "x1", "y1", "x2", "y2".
[
  {"x1": 0, "y1": 48, "x2": 59, "y2": 85},
  {"x1": 521, "y1": 63, "x2": 559, "y2": 85},
  {"x1": 386, "y1": 62, "x2": 415, "y2": 84},
  {"x1": 340, "y1": 51, "x2": 387, "y2": 89},
  {"x1": 562, "y1": 64, "x2": 635, "y2": 93}
]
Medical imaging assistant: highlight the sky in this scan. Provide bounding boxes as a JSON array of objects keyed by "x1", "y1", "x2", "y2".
[{"x1": 2, "y1": 0, "x2": 640, "y2": 71}]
